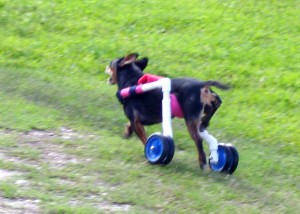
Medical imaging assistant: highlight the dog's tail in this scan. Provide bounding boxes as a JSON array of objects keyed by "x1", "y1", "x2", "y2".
[{"x1": 203, "y1": 81, "x2": 230, "y2": 90}]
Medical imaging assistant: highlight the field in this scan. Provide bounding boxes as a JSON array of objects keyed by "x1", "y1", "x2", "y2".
[{"x1": 0, "y1": 0, "x2": 299, "y2": 213}]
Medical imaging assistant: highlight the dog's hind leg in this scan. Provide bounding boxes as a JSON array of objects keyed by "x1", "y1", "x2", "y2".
[
  {"x1": 123, "y1": 122, "x2": 133, "y2": 138},
  {"x1": 131, "y1": 118, "x2": 147, "y2": 145},
  {"x1": 186, "y1": 119, "x2": 207, "y2": 169},
  {"x1": 200, "y1": 104, "x2": 218, "y2": 131}
]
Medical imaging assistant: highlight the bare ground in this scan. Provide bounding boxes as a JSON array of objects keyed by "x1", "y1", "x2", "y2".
[{"x1": 0, "y1": 128, "x2": 131, "y2": 213}]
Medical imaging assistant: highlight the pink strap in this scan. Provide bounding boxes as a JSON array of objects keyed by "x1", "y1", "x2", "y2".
[
  {"x1": 170, "y1": 94, "x2": 184, "y2": 118},
  {"x1": 138, "y1": 74, "x2": 184, "y2": 118},
  {"x1": 138, "y1": 74, "x2": 164, "y2": 84}
]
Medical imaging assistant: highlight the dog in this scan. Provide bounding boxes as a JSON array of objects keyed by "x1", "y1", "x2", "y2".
[{"x1": 105, "y1": 53, "x2": 229, "y2": 169}]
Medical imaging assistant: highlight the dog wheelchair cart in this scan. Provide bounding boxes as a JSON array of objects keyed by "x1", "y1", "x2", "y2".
[{"x1": 119, "y1": 78, "x2": 239, "y2": 174}]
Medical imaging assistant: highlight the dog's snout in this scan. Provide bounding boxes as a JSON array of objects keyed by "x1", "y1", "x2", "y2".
[
  {"x1": 105, "y1": 66, "x2": 115, "y2": 84},
  {"x1": 105, "y1": 66, "x2": 112, "y2": 75}
]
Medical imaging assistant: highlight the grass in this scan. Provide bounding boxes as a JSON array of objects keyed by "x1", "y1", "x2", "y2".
[{"x1": 0, "y1": 0, "x2": 299, "y2": 213}]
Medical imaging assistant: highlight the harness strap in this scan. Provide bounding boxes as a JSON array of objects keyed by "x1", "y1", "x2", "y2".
[{"x1": 117, "y1": 74, "x2": 184, "y2": 118}]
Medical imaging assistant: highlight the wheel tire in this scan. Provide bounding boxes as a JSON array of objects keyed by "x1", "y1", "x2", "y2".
[
  {"x1": 160, "y1": 137, "x2": 175, "y2": 165},
  {"x1": 225, "y1": 143, "x2": 239, "y2": 174},
  {"x1": 144, "y1": 133, "x2": 170, "y2": 165},
  {"x1": 209, "y1": 143, "x2": 233, "y2": 173}
]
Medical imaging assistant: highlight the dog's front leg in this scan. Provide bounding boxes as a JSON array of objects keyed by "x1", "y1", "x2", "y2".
[
  {"x1": 186, "y1": 120, "x2": 207, "y2": 169},
  {"x1": 123, "y1": 122, "x2": 133, "y2": 138},
  {"x1": 132, "y1": 118, "x2": 147, "y2": 145}
]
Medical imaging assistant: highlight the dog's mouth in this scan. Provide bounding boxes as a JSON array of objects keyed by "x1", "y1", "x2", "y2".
[
  {"x1": 107, "y1": 77, "x2": 113, "y2": 84},
  {"x1": 105, "y1": 66, "x2": 116, "y2": 85}
]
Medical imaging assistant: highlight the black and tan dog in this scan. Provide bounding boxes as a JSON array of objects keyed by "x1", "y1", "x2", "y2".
[{"x1": 105, "y1": 53, "x2": 229, "y2": 169}]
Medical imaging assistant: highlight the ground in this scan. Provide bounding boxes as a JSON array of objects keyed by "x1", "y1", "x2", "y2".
[{"x1": 0, "y1": 128, "x2": 131, "y2": 213}]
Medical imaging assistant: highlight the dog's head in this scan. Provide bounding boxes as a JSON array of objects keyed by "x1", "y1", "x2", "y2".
[{"x1": 105, "y1": 53, "x2": 148, "y2": 85}]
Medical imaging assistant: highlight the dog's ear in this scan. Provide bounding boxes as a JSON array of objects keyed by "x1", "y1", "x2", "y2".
[
  {"x1": 120, "y1": 53, "x2": 139, "y2": 66},
  {"x1": 135, "y1": 57, "x2": 148, "y2": 71}
]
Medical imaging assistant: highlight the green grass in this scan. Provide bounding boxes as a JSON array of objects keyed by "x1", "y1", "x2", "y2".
[
  {"x1": 0, "y1": 0, "x2": 299, "y2": 213},
  {"x1": 0, "y1": 182, "x2": 18, "y2": 198}
]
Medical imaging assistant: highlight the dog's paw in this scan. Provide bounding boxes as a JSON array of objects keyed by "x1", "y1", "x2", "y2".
[
  {"x1": 200, "y1": 163, "x2": 208, "y2": 170},
  {"x1": 123, "y1": 132, "x2": 133, "y2": 139}
]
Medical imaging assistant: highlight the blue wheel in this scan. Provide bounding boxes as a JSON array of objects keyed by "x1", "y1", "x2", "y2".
[
  {"x1": 161, "y1": 137, "x2": 175, "y2": 165},
  {"x1": 144, "y1": 133, "x2": 172, "y2": 165},
  {"x1": 209, "y1": 143, "x2": 232, "y2": 173},
  {"x1": 226, "y1": 143, "x2": 239, "y2": 174}
]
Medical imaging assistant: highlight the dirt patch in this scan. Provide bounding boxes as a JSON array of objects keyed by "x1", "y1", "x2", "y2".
[
  {"x1": 23, "y1": 140, "x2": 80, "y2": 169},
  {"x1": 0, "y1": 170, "x2": 21, "y2": 181},
  {"x1": 23, "y1": 129, "x2": 56, "y2": 139},
  {"x1": 0, "y1": 127, "x2": 130, "y2": 213},
  {"x1": 69, "y1": 196, "x2": 131, "y2": 213},
  {"x1": 99, "y1": 202, "x2": 131, "y2": 212},
  {"x1": 0, "y1": 150, "x2": 40, "y2": 169},
  {"x1": 0, "y1": 128, "x2": 87, "y2": 213},
  {"x1": 0, "y1": 128, "x2": 86, "y2": 169},
  {"x1": 22, "y1": 127, "x2": 95, "y2": 141},
  {"x1": 0, "y1": 196, "x2": 40, "y2": 214}
]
